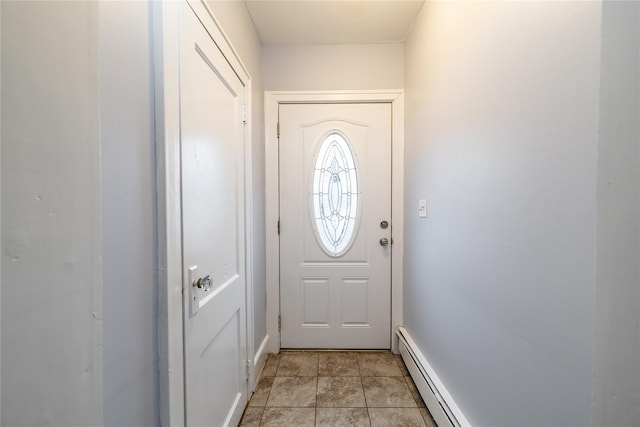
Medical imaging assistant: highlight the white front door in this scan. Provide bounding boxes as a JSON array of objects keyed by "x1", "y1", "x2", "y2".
[
  {"x1": 279, "y1": 103, "x2": 392, "y2": 349},
  {"x1": 180, "y1": 2, "x2": 247, "y2": 425}
]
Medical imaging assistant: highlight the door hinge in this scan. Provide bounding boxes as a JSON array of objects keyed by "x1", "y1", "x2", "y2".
[
  {"x1": 277, "y1": 122, "x2": 280, "y2": 139},
  {"x1": 246, "y1": 360, "x2": 251, "y2": 381},
  {"x1": 278, "y1": 315, "x2": 281, "y2": 332},
  {"x1": 242, "y1": 105, "x2": 248, "y2": 125},
  {"x1": 277, "y1": 219, "x2": 280, "y2": 235}
]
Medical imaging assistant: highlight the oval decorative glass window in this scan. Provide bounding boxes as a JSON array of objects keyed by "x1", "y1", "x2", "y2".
[{"x1": 311, "y1": 132, "x2": 359, "y2": 256}]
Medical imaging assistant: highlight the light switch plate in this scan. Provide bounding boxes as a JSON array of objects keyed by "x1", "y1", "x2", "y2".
[{"x1": 419, "y1": 199, "x2": 427, "y2": 218}]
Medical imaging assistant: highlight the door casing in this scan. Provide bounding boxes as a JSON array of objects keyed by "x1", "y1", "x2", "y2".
[
  {"x1": 153, "y1": 1, "x2": 255, "y2": 425},
  {"x1": 265, "y1": 90, "x2": 405, "y2": 355}
]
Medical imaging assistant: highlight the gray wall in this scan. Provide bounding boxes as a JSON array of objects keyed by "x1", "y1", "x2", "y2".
[
  {"x1": 99, "y1": 2, "x2": 158, "y2": 426},
  {"x1": 403, "y1": 2, "x2": 601, "y2": 425},
  {"x1": 0, "y1": 1, "x2": 266, "y2": 426},
  {"x1": 262, "y1": 43, "x2": 404, "y2": 90},
  {"x1": 1, "y1": 2, "x2": 103, "y2": 425},
  {"x1": 593, "y1": 2, "x2": 640, "y2": 426},
  {"x1": 2, "y1": 1, "x2": 263, "y2": 425}
]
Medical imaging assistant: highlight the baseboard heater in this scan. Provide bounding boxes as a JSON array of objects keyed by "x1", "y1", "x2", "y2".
[{"x1": 397, "y1": 327, "x2": 472, "y2": 427}]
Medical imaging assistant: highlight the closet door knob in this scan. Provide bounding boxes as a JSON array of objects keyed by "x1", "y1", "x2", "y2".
[{"x1": 193, "y1": 275, "x2": 212, "y2": 292}]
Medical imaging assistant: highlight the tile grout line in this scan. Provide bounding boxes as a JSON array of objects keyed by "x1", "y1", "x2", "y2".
[
  {"x1": 260, "y1": 355, "x2": 280, "y2": 426},
  {"x1": 356, "y1": 354, "x2": 374, "y2": 426},
  {"x1": 314, "y1": 353, "x2": 318, "y2": 426}
]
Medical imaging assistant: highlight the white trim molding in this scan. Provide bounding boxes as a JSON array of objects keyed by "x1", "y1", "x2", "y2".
[
  {"x1": 153, "y1": 2, "x2": 183, "y2": 424},
  {"x1": 265, "y1": 90, "x2": 405, "y2": 354},
  {"x1": 154, "y1": 1, "x2": 254, "y2": 425},
  {"x1": 250, "y1": 334, "x2": 271, "y2": 389}
]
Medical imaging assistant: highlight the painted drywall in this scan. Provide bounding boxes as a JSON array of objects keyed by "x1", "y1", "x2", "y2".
[
  {"x1": 262, "y1": 43, "x2": 404, "y2": 90},
  {"x1": 403, "y1": 2, "x2": 601, "y2": 425},
  {"x1": 0, "y1": 3, "x2": 3, "y2": 420},
  {"x1": 1, "y1": 2, "x2": 103, "y2": 425},
  {"x1": 99, "y1": 2, "x2": 158, "y2": 426},
  {"x1": 206, "y1": 0, "x2": 267, "y2": 359},
  {"x1": 2, "y1": 1, "x2": 266, "y2": 425},
  {"x1": 593, "y1": 2, "x2": 640, "y2": 425}
]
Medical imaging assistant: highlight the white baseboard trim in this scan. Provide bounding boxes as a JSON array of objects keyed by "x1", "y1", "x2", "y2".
[
  {"x1": 397, "y1": 327, "x2": 472, "y2": 427},
  {"x1": 250, "y1": 334, "x2": 270, "y2": 391}
]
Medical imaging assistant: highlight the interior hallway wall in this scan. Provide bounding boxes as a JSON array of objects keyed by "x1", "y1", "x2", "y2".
[
  {"x1": 100, "y1": 2, "x2": 158, "y2": 426},
  {"x1": 1, "y1": 2, "x2": 103, "y2": 425},
  {"x1": 403, "y1": 2, "x2": 601, "y2": 425},
  {"x1": 593, "y1": 2, "x2": 640, "y2": 425},
  {"x1": 206, "y1": 0, "x2": 267, "y2": 359},
  {"x1": 1, "y1": 1, "x2": 266, "y2": 425},
  {"x1": 262, "y1": 43, "x2": 404, "y2": 90}
]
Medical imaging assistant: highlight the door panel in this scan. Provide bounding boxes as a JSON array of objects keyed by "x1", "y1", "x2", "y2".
[
  {"x1": 279, "y1": 103, "x2": 392, "y2": 349},
  {"x1": 180, "y1": 2, "x2": 246, "y2": 425}
]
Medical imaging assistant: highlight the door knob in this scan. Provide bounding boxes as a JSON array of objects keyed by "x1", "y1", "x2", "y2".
[
  {"x1": 193, "y1": 275, "x2": 212, "y2": 292},
  {"x1": 379, "y1": 237, "x2": 389, "y2": 247}
]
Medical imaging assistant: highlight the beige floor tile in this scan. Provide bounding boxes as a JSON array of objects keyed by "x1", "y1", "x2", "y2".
[
  {"x1": 357, "y1": 353, "x2": 403, "y2": 376},
  {"x1": 316, "y1": 408, "x2": 371, "y2": 427},
  {"x1": 362, "y1": 376, "x2": 416, "y2": 407},
  {"x1": 317, "y1": 376, "x2": 366, "y2": 407},
  {"x1": 277, "y1": 352, "x2": 319, "y2": 376},
  {"x1": 243, "y1": 351, "x2": 436, "y2": 427},
  {"x1": 395, "y1": 354, "x2": 410, "y2": 376},
  {"x1": 266, "y1": 376, "x2": 317, "y2": 407},
  {"x1": 419, "y1": 407, "x2": 438, "y2": 427},
  {"x1": 262, "y1": 354, "x2": 280, "y2": 377},
  {"x1": 405, "y1": 376, "x2": 426, "y2": 407},
  {"x1": 239, "y1": 407, "x2": 263, "y2": 427},
  {"x1": 318, "y1": 352, "x2": 360, "y2": 376},
  {"x1": 260, "y1": 407, "x2": 315, "y2": 427},
  {"x1": 248, "y1": 376, "x2": 274, "y2": 407},
  {"x1": 369, "y1": 408, "x2": 427, "y2": 427}
]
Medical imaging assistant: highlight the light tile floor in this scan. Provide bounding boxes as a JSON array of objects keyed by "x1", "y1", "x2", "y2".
[{"x1": 240, "y1": 351, "x2": 437, "y2": 427}]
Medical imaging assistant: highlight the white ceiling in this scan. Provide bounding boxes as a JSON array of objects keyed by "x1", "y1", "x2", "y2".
[{"x1": 245, "y1": 1, "x2": 425, "y2": 46}]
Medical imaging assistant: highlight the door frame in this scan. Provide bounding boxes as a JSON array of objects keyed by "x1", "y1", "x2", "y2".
[
  {"x1": 153, "y1": 1, "x2": 255, "y2": 425},
  {"x1": 265, "y1": 90, "x2": 405, "y2": 354}
]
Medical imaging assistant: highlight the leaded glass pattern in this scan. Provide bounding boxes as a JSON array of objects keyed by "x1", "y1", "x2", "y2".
[{"x1": 312, "y1": 132, "x2": 359, "y2": 256}]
